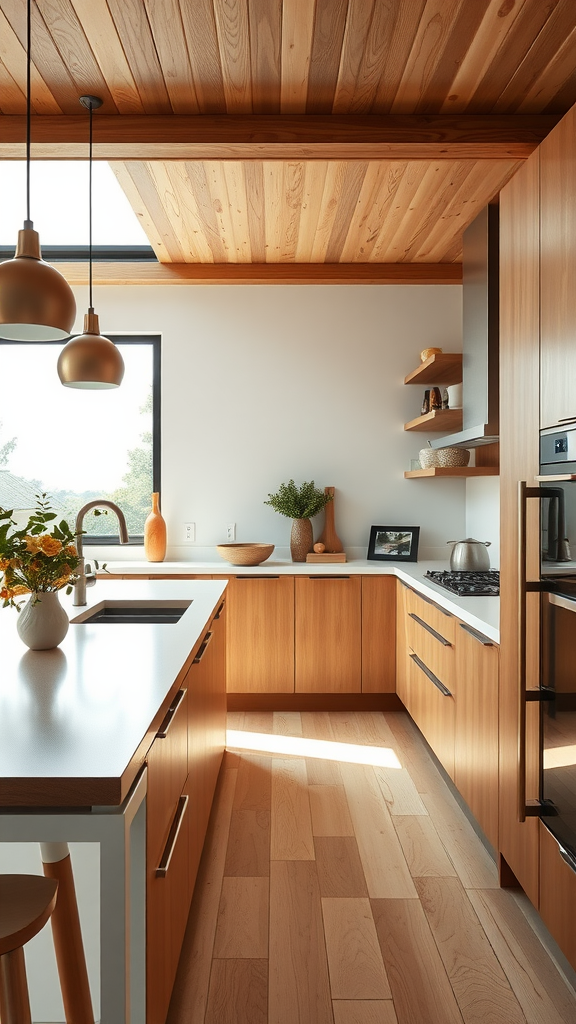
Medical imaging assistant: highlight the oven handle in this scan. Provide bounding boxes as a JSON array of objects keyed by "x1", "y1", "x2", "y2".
[{"x1": 518, "y1": 481, "x2": 546, "y2": 824}]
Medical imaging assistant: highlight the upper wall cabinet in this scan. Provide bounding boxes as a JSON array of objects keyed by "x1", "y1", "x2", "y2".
[{"x1": 540, "y1": 105, "x2": 576, "y2": 430}]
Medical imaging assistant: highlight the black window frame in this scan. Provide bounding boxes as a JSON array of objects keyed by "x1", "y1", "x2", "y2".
[{"x1": 0, "y1": 334, "x2": 161, "y2": 545}]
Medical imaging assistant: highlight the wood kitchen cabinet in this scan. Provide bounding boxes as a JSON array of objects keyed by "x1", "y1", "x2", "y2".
[
  {"x1": 224, "y1": 575, "x2": 295, "y2": 693},
  {"x1": 146, "y1": 598, "x2": 226, "y2": 1024},
  {"x1": 295, "y1": 575, "x2": 361, "y2": 692},
  {"x1": 540, "y1": 104, "x2": 576, "y2": 430},
  {"x1": 539, "y1": 823, "x2": 576, "y2": 970},
  {"x1": 361, "y1": 576, "x2": 396, "y2": 693},
  {"x1": 454, "y1": 622, "x2": 499, "y2": 850}
]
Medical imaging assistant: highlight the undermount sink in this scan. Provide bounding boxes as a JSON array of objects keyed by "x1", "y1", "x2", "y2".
[{"x1": 71, "y1": 600, "x2": 192, "y2": 625}]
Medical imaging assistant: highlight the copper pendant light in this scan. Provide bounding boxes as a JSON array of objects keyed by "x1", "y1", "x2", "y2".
[
  {"x1": 0, "y1": 0, "x2": 76, "y2": 341},
  {"x1": 57, "y1": 96, "x2": 124, "y2": 389}
]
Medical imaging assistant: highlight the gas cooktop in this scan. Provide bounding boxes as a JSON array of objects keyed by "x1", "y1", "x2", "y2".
[{"x1": 425, "y1": 570, "x2": 500, "y2": 596}]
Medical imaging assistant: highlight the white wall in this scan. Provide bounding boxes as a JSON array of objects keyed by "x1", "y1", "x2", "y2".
[
  {"x1": 466, "y1": 477, "x2": 500, "y2": 568},
  {"x1": 73, "y1": 284, "x2": 467, "y2": 562}
]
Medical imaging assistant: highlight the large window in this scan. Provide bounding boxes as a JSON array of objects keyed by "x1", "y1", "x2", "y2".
[{"x1": 0, "y1": 336, "x2": 160, "y2": 543}]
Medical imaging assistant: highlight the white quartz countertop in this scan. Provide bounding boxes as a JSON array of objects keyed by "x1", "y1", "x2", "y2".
[
  {"x1": 104, "y1": 558, "x2": 500, "y2": 645},
  {"x1": 0, "y1": 578, "x2": 226, "y2": 807}
]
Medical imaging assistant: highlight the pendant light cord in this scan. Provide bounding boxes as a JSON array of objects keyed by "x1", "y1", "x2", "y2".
[
  {"x1": 25, "y1": 0, "x2": 32, "y2": 228},
  {"x1": 88, "y1": 100, "x2": 93, "y2": 312}
]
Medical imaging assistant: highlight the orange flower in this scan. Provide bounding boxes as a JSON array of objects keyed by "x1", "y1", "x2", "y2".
[
  {"x1": 40, "y1": 536, "x2": 62, "y2": 556},
  {"x1": 25, "y1": 536, "x2": 42, "y2": 553},
  {"x1": 64, "y1": 544, "x2": 77, "y2": 558}
]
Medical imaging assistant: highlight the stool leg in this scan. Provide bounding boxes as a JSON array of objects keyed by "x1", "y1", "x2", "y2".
[
  {"x1": 0, "y1": 947, "x2": 32, "y2": 1024},
  {"x1": 40, "y1": 844, "x2": 94, "y2": 1024}
]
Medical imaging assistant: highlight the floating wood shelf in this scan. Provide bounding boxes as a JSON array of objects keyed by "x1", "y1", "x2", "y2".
[
  {"x1": 404, "y1": 408, "x2": 463, "y2": 432},
  {"x1": 404, "y1": 466, "x2": 499, "y2": 479},
  {"x1": 404, "y1": 352, "x2": 462, "y2": 386}
]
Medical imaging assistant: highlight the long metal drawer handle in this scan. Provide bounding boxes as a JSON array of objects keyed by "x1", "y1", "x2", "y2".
[
  {"x1": 193, "y1": 630, "x2": 213, "y2": 663},
  {"x1": 308, "y1": 575, "x2": 351, "y2": 580},
  {"x1": 408, "y1": 612, "x2": 452, "y2": 647},
  {"x1": 459, "y1": 622, "x2": 494, "y2": 647},
  {"x1": 518, "y1": 480, "x2": 545, "y2": 823},
  {"x1": 215, "y1": 600, "x2": 226, "y2": 618},
  {"x1": 155, "y1": 795, "x2": 189, "y2": 878},
  {"x1": 157, "y1": 688, "x2": 187, "y2": 739},
  {"x1": 236, "y1": 575, "x2": 280, "y2": 579},
  {"x1": 409, "y1": 652, "x2": 452, "y2": 696}
]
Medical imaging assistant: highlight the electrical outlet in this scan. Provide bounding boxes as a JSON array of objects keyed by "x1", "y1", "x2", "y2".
[
  {"x1": 227, "y1": 523, "x2": 236, "y2": 541},
  {"x1": 184, "y1": 522, "x2": 195, "y2": 543}
]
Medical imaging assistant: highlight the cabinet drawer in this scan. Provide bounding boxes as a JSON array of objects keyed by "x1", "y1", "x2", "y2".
[
  {"x1": 147, "y1": 687, "x2": 188, "y2": 866},
  {"x1": 147, "y1": 793, "x2": 190, "y2": 1024},
  {"x1": 406, "y1": 609, "x2": 455, "y2": 693},
  {"x1": 408, "y1": 649, "x2": 455, "y2": 778},
  {"x1": 404, "y1": 585, "x2": 457, "y2": 645}
]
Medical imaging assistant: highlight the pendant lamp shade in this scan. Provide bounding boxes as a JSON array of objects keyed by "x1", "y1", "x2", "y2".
[
  {"x1": 57, "y1": 310, "x2": 124, "y2": 389},
  {"x1": 57, "y1": 95, "x2": 124, "y2": 389},
  {"x1": 0, "y1": 0, "x2": 76, "y2": 341}
]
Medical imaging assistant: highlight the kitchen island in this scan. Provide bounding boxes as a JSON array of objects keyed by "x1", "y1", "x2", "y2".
[{"x1": 0, "y1": 577, "x2": 227, "y2": 1024}]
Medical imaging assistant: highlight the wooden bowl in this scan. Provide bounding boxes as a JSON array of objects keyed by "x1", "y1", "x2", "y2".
[{"x1": 216, "y1": 542, "x2": 275, "y2": 566}]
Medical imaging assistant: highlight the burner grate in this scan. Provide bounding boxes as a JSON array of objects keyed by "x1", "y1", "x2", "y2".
[{"x1": 425, "y1": 570, "x2": 500, "y2": 596}]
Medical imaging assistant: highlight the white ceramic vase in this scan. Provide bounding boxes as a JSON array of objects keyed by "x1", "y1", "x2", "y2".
[{"x1": 16, "y1": 591, "x2": 69, "y2": 651}]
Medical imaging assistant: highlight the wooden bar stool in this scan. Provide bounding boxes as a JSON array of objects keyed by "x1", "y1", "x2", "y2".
[{"x1": 0, "y1": 874, "x2": 58, "y2": 1024}]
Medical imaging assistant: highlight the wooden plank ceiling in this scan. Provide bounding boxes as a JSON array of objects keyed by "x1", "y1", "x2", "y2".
[{"x1": 1, "y1": 0, "x2": 576, "y2": 282}]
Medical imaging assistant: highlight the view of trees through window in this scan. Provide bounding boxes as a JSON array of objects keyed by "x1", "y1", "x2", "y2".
[{"x1": 0, "y1": 338, "x2": 158, "y2": 541}]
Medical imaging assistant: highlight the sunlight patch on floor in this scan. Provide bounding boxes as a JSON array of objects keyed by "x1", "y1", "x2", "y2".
[{"x1": 226, "y1": 730, "x2": 402, "y2": 768}]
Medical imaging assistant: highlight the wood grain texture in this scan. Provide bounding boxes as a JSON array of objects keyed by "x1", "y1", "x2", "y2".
[
  {"x1": 392, "y1": 815, "x2": 457, "y2": 878},
  {"x1": 271, "y1": 757, "x2": 315, "y2": 860},
  {"x1": 498, "y1": 144, "x2": 541, "y2": 904},
  {"x1": 372, "y1": 898, "x2": 465, "y2": 1024},
  {"x1": 332, "y1": 1003, "x2": 398, "y2": 1024},
  {"x1": 205, "y1": 959, "x2": 268, "y2": 1024},
  {"x1": 539, "y1": 823, "x2": 576, "y2": 972},
  {"x1": 340, "y1": 763, "x2": 417, "y2": 899},
  {"x1": 269, "y1": 859, "x2": 334, "y2": 1024},
  {"x1": 213, "y1": 876, "x2": 269, "y2": 959},
  {"x1": 361, "y1": 577, "x2": 396, "y2": 694},
  {"x1": 314, "y1": 836, "x2": 369, "y2": 899},
  {"x1": 373, "y1": 766, "x2": 428, "y2": 816},
  {"x1": 322, "y1": 897, "x2": 391, "y2": 999},
  {"x1": 309, "y1": 785, "x2": 355, "y2": 837},
  {"x1": 225, "y1": 576, "x2": 295, "y2": 693},
  {"x1": 415, "y1": 876, "x2": 526, "y2": 1024},
  {"x1": 295, "y1": 576, "x2": 362, "y2": 693},
  {"x1": 421, "y1": 790, "x2": 499, "y2": 890}
]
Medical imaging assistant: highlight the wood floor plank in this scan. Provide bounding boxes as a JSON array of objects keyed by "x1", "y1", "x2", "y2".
[
  {"x1": 205, "y1": 958, "x2": 268, "y2": 1024},
  {"x1": 373, "y1": 766, "x2": 428, "y2": 815},
  {"x1": 340, "y1": 763, "x2": 417, "y2": 898},
  {"x1": 301, "y1": 711, "x2": 336, "y2": 740},
  {"x1": 415, "y1": 877, "x2": 527, "y2": 1024},
  {"x1": 242, "y1": 711, "x2": 275, "y2": 734},
  {"x1": 310, "y1": 785, "x2": 355, "y2": 836},
  {"x1": 269, "y1": 860, "x2": 333, "y2": 1024},
  {"x1": 233, "y1": 753, "x2": 272, "y2": 811},
  {"x1": 384, "y1": 712, "x2": 445, "y2": 795},
  {"x1": 271, "y1": 757, "x2": 314, "y2": 860},
  {"x1": 468, "y1": 889, "x2": 576, "y2": 1024},
  {"x1": 315, "y1": 837, "x2": 369, "y2": 898},
  {"x1": 332, "y1": 1001, "x2": 398, "y2": 1024},
  {"x1": 224, "y1": 809, "x2": 270, "y2": 876},
  {"x1": 322, "y1": 898, "x2": 392, "y2": 999},
  {"x1": 357, "y1": 712, "x2": 400, "y2": 749},
  {"x1": 166, "y1": 767, "x2": 237, "y2": 1024},
  {"x1": 306, "y1": 757, "x2": 343, "y2": 785},
  {"x1": 213, "y1": 877, "x2": 269, "y2": 959},
  {"x1": 422, "y1": 790, "x2": 499, "y2": 889},
  {"x1": 372, "y1": 898, "x2": 465, "y2": 1024},
  {"x1": 393, "y1": 815, "x2": 457, "y2": 878},
  {"x1": 273, "y1": 711, "x2": 303, "y2": 736}
]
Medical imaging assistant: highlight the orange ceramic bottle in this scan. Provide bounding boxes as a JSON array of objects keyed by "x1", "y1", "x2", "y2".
[{"x1": 144, "y1": 492, "x2": 167, "y2": 562}]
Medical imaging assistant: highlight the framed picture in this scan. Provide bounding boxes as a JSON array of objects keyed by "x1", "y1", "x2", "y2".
[{"x1": 367, "y1": 525, "x2": 420, "y2": 562}]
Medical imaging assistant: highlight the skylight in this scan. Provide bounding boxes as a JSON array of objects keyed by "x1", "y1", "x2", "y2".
[{"x1": 0, "y1": 161, "x2": 150, "y2": 247}]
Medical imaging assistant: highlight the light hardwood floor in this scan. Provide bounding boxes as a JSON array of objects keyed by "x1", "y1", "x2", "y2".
[{"x1": 167, "y1": 711, "x2": 576, "y2": 1024}]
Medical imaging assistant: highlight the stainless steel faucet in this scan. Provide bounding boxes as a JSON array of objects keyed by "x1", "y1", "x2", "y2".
[{"x1": 73, "y1": 500, "x2": 129, "y2": 605}]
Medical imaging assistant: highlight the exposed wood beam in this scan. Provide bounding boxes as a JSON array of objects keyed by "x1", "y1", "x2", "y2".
[
  {"x1": 0, "y1": 114, "x2": 558, "y2": 161},
  {"x1": 56, "y1": 262, "x2": 462, "y2": 285}
]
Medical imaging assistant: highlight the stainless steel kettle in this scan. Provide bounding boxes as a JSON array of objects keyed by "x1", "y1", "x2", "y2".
[{"x1": 447, "y1": 537, "x2": 491, "y2": 571}]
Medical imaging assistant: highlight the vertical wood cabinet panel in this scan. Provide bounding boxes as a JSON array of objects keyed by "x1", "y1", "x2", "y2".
[
  {"x1": 295, "y1": 576, "x2": 361, "y2": 692},
  {"x1": 407, "y1": 648, "x2": 455, "y2": 779},
  {"x1": 361, "y1": 576, "x2": 396, "y2": 693},
  {"x1": 540, "y1": 104, "x2": 576, "y2": 430},
  {"x1": 539, "y1": 822, "x2": 576, "y2": 971},
  {"x1": 499, "y1": 146, "x2": 540, "y2": 903},
  {"x1": 396, "y1": 581, "x2": 409, "y2": 705},
  {"x1": 224, "y1": 575, "x2": 295, "y2": 693},
  {"x1": 454, "y1": 625, "x2": 499, "y2": 850}
]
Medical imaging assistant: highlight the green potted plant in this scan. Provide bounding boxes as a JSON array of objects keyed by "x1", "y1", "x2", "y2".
[{"x1": 264, "y1": 480, "x2": 333, "y2": 562}]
